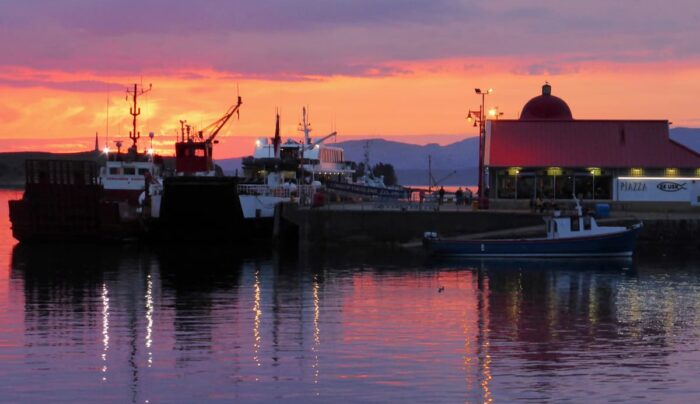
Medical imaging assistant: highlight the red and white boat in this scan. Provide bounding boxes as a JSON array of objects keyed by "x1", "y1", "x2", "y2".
[{"x1": 9, "y1": 84, "x2": 164, "y2": 242}]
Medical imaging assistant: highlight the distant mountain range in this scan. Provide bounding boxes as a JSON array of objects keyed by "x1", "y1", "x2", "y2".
[
  {"x1": 218, "y1": 127, "x2": 700, "y2": 185},
  {"x1": 2, "y1": 127, "x2": 700, "y2": 187},
  {"x1": 669, "y1": 127, "x2": 700, "y2": 151}
]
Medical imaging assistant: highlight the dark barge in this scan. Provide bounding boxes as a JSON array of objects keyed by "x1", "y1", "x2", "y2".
[{"x1": 8, "y1": 159, "x2": 141, "y2": 242}]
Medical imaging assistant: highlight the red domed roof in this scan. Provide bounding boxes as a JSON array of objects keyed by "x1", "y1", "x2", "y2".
[{"x1": 520, "y1": 84, "x2": 573, "y2": 120}]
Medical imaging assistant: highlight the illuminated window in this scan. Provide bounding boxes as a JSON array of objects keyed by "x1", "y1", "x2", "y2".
[
  {"x1": 695, "y1": 168, "x2": 700, "y2": 177},
  {"x1": 665, "y1": 168, "x2": 679, "y2": 177},
  {"x1": 507, "y1": 167, "x2": 521, "y2": 176},
  {"x1": 630, "y1": 168, "x2": 644, "y2": 177},
  {"x1": 546, "y1": 167, "x2": 562, "y2": 176},
  {"x1": 588, "y1": 167, "x2": 601, "y2": 176}
]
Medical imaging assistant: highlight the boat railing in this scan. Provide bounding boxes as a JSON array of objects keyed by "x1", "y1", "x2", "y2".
[
  {"x1": 237, "y1": 184, "x2": 317, "y2": 199},
  {"x1": 237, "y1": 184, "x2": 289, "y2": 197},
  {"x1": 25, "y1": 159, "x2": 99, "y2": 186}
]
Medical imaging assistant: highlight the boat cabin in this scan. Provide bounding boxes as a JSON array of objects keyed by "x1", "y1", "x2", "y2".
[
  {"x1": 545, "y1": 208, "x2": 627, "y2": 240},
  {"x1": 175, "y1": 140, "x2": 214, "y2": 174},
  {"x1": 100, "y1": 159, "x2": 161, "y2": 191}
]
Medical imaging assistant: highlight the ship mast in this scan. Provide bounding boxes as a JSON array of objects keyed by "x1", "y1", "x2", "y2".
[
  {"x1": 273, "y1": 109, "x2": 281, "y2": 158},
  {"x1": 299, "y1": 107, "x2": 312, "y2": 146},
  {"x1": 363, "y1": 140, "x2": 371, "y2": 176},
  {"x1": 125, "y1": 83, "x2": 152, "y2": 150}
]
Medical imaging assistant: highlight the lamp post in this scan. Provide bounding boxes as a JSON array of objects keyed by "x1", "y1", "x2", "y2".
[
  {"x1": 467, "y1": 87, "x2": 492, "y2": 209},
  {"x1": 488, "y1": 106, "x2": 504, "y2": 120}
]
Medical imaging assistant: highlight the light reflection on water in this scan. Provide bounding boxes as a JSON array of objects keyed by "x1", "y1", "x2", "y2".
[{"x1": 2, "y1": 190, "x2": 700, "y2": 402}]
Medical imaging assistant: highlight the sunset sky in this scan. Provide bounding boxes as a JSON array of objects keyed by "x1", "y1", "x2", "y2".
[{"x1": 2, "y1": 0, "x2": 700, "y2": 157}]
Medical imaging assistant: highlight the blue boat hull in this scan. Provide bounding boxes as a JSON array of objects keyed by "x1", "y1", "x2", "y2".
[{"x1": 424, "y1": 227, "x2": 641, "y2": 257}]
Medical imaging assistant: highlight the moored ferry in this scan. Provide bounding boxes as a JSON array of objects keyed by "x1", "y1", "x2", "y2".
[{"x1": 242, "y1": 107, "x2": 353, "y2": 183}]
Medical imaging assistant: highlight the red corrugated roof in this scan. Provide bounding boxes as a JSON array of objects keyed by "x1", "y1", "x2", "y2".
[{"x1": 486, "y1": 120, "x2": 700, "y2": 168}]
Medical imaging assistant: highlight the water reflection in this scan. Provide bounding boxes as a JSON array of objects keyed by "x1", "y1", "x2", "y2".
[
  {"x1": 145, "y1": 275, "x2": 153, "y2": 368},
  {"x1": 253, "y1": 267, "x2": 262, "y2": 376},
  {"x1": 4, "y1": 241, "x2": 700, "y2": 402},
  {"x1": 101, "y1": 283, "x2": 110, "y2": 381},
  {"x1": 312, "y1": 275, "x2": 321, "y2": 392}
]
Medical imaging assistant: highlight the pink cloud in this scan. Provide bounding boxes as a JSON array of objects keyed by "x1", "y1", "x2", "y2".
[{"x1": 1, "y1": 1, "x2": 699, "y2": 79}]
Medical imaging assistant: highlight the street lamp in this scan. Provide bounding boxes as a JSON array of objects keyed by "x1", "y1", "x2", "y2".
[
  {"x1": 488, "y1": 106, "x2": 504, "y2": 119},
  {"x1": 467, "y1": 87, "x2": 492, "y2": 209}
]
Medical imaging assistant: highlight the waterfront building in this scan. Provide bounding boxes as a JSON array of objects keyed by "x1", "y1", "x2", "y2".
[{"x1": 484, "y1": 83, "x2": 700, "y2": 202}]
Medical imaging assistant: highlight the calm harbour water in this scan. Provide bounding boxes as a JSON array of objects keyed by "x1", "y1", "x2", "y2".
[{"x1": 2, "y1": 189, "x2": 700, "y2": 403}]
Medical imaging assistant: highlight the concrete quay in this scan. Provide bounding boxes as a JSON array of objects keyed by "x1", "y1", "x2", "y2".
[{"x1": 274, "y1": 201, "x2": 700, "y2": 246}]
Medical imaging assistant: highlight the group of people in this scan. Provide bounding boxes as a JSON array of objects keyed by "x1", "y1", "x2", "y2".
[
  {"x1": 529, "y1": 197, "x2": 559, "y2": 213},
  {"x1": 436, "y1": 186, "x2": 472, "y2": 206}
]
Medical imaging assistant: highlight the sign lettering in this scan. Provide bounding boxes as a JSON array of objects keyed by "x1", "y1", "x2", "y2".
[
  {"x1": 620, "y1": 182, "x2": 646, "y2": 192},
  {"x1": 656, "y1": 182, "x2": 686, "y2": 192}
]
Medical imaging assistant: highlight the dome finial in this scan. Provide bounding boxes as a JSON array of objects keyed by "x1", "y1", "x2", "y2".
[
  {"x1": 520, "y1": 82, "x2": 572, "y2": 120},
  {"x1": 542, "y1": 82, "x2": 551, "y2": 96}
]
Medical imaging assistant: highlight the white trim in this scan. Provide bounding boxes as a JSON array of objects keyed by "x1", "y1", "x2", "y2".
[
  {"x1": 617, "y1": 177, "x2": 699, "y2": 180},
  {"x1": 442, "y1": 251, "x2": 634, "y2": 258}
]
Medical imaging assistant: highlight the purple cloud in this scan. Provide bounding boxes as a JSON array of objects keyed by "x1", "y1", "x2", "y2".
[
  {"x1": 0, "y1": 77, "x2": 123, "y2": 92},
  {"x1": 1, "y1": 1, "x2": 699, "y2": 80}
]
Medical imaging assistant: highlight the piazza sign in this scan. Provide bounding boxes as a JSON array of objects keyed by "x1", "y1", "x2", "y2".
[{"x1": 615, "y1": 178, "x2": 693, "y2": 202}]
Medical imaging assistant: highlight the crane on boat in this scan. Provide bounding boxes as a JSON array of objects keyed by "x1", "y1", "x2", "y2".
[{"x1": 195, "y1": 95, "x2": 243, "y2": 144}]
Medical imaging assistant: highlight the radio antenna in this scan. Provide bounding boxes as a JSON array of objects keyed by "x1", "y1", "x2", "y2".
[{"x1": 125, "y1": 82, "x2": 152, "y2": 149}]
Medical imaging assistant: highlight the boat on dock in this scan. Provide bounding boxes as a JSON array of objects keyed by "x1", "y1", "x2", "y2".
[
  {"x1": 423, "y1": 199, "x2": 643, "y2": 257},
  {"x1": 8, "y1": 84, "x2": 164, "y2": 242}
]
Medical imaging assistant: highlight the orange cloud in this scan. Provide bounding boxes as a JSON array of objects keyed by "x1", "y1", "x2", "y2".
[{"x1": 1, "y1": 59, "x2": 700, "y2": 158}]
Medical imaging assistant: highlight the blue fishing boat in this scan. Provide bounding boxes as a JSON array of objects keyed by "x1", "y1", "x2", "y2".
[{"x1": 423, "y1": 200, "x2": 643, "y2": 257}]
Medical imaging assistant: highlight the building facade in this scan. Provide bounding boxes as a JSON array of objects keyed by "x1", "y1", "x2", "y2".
[{"x1": 484, "y1": 84, "x2": 700, "y2": 202}]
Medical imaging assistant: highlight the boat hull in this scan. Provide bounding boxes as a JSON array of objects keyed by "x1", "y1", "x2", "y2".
[
  {"x1": 152, "y1": 176, "x2": 277, "y2": 243},
  {"x1": 9, "y1": 159, "x2": 144, "y2": 243},
  {"x1": 424, "y1": 226, "x2": 641, "y2": 257}
]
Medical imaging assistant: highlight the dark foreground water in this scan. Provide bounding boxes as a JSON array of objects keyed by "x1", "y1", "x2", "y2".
[{"x1": 2, "y1": 190, "x2": 700, "y2": 403}]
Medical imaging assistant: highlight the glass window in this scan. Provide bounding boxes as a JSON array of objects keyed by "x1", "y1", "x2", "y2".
[
  {"x1": 584, "y1": 216, "x2": 591, "y2": 230},
  {"x1": 571, "y1": 217, "x2": 580, "y2": 231},
  {"x1": 109, "y1": 167, "x2": 120, "y2": 175},
  {"x1": 138, "y1": 168, "x2": 149, "y2": 175},
  {"x1": 630, "y1": 168, "x2": 644, "y2": 177},
  {"x1": 124, "y1": 167, "x2": 136, "y2": 175}
]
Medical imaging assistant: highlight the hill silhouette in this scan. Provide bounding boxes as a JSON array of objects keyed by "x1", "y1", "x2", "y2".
[{"x1": 3, "y1": 127, "x2": 700, "y2": 186}]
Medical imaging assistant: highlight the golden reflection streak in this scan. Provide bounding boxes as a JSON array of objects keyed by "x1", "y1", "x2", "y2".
[
  {"x1": 101, "y1": 283, "x2": 110, "y2": 382},
  {"x1": 463, "y1": 273, "x2": 475, "y2": 392},
  {"x1": 145, "y1": 275, "x2": 154, "y2": 368},
  {"x1": 588, "y1": 277, "x2": 599, "y2": 329},
  {"x1": 481, "y1": 344, "x2": 493, "y2": 404},
  {"x1": 312, "y1": 276, "x2": 321, "y2": 391},
  {"x1": 480, "y1": 275, "x2": 493, "y2": 404},
  {"x1": 253, "y1": 268, "x2": 262, "y2": 378}
]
